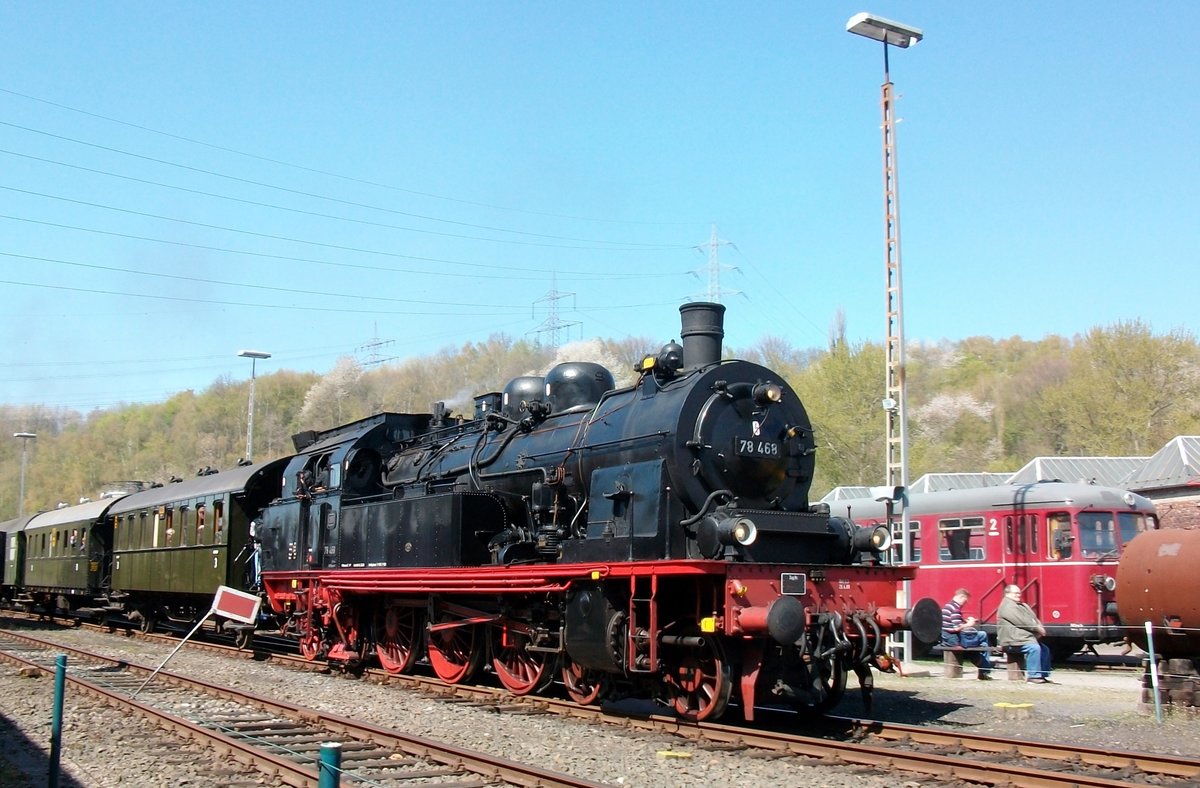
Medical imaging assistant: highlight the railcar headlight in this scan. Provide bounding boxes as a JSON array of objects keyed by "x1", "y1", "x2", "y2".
[
  {"x1": 1090, "y1": 574, "x2": 1117, "y2": 592},
  {"x1": 853, "y1": 524, "x2": 893, "y2": 554},
  {"x1": 753, "y1": 383, "x2": 784, "y2": 406}
]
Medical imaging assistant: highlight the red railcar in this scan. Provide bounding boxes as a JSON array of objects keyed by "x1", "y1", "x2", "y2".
[{"x1": 827, "y1": 481, "x2": 1159, "y2": 659}]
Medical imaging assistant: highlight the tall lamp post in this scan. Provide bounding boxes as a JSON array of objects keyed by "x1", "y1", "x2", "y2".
[
  {"x1": 847, "y1": 12, "x2": 923, "y2": 661},
  {"x1": 237, "y1": 350, "x2": 271, "y2": 463},
  {"x1": 13, "y1": 432, "x2": 36, "y2": 517}
]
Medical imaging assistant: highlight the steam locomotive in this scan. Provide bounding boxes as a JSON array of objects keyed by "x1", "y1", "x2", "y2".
[
  {"x1": 3, "y1": 303, "x2": 941, "y2": 722},
  {"x1": 254, "y1": 303, "x2": 939, "y2": 720}
]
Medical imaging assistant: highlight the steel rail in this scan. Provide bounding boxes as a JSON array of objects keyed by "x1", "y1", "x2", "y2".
[
  {"x1": 7, "y1": 616, "x2": 1197, "y2": 787},
  {"x1": 0, "y1": 629, "x2": 603, "y2": 788}
]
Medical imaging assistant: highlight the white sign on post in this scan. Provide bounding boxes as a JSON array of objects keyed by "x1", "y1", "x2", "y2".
[
  {"x1": 212, "y1": 585, "x2": 262, "y2": 625},
  {"x1": 132, "y1": 585, "x2": 261, "y2": 697}
]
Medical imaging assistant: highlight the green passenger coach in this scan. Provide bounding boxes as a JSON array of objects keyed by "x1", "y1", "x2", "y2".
[
  {"x1": 20, "y1": 498, "x2": 125, "y2": 612},
  {"x1": 107, "y1": 458, "x2": 289, "y2": 630},
  {"x1": 1, "y1": 515, "x2": 33, "y2": 600}
]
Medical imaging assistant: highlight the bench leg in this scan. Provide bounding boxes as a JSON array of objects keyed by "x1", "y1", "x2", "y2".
[
  {"x1": 943, "y1": 651, "x2": 963, "y2": 679},
  {"x1": 1006, "y1": 653, "x2": 1026, "y2": 681}
]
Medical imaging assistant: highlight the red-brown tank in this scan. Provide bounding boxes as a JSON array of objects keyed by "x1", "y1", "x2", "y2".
[{"x1": 1116, "y1": 528, "x2": 1200, "y2": 656}]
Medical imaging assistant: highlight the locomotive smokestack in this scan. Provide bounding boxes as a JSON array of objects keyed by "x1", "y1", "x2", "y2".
[{"x1": 679, "y1": 302, "x2": 726, "y2": 369}]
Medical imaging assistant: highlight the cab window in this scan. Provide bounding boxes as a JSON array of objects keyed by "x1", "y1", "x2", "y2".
[
  {"x1": 1117, "y1": 511, "x2": 1153, "y2": 546},
  {"x1": 1077, "y1": 513, "x2": 1117, "y2": 558},
  {"x1": 1048, "y1": 513, "x2": 1073, "y2": 560}
]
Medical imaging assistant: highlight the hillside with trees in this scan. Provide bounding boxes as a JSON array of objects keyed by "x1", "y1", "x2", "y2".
[{"x1": 3, "y1": 321, "x2": 1198, "y2": 519}]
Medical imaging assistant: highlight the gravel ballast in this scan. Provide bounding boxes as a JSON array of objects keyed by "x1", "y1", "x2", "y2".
[{"x1": 0, "y1": 628, "x2": 1195, "y2": 787}]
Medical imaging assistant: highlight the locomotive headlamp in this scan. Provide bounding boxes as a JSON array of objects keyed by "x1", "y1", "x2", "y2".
[
  {"x1": 729, "y1": 517, "x2": 758, "y2": 546},
  {"x1": 1090, "y1": 574, "x2": 1117, "y2": 592},
  {"x1": 852, "y1": 524, "x2": 893, "y2": 554},
  {"x1": 753, "y1": 383, "x2": 784, "y2": 406},
  {"x1": 696, "y1": 514, "x2": 758, "y2": 558}
]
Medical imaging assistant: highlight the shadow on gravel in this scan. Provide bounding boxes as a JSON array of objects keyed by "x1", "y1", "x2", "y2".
[
  {"x1": 0, "y1": 712, "x2": 86, "y2": 788},
  {"x1": 832, "y1": 687, "x2": 975, "y2": 725}
]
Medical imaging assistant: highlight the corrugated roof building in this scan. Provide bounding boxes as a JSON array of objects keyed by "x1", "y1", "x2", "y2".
[
  {"x1": 1123, "y1": 436, "x2": 1200, "y2": 530},
  {"x1": 1006, "y1": 456, "x2": 1148, "y2": 488}
]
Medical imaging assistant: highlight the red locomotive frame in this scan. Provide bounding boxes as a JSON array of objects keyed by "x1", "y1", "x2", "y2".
[{"x1": 263, "y1": 557, "x2": 921, "y2": 722}]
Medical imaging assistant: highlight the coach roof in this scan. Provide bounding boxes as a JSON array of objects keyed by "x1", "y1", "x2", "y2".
[{"x1": 107, "y1": 457, "x2": 289, "y2": 515}]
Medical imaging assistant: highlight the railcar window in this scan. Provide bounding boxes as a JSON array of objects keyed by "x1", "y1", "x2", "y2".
[
  {"x1": 1077, "y1": 513, "x2": 1117, "y2": 557},
  {"x1": 887, "y1": 521, "x2": 921, "y2": 564},
  {"x1": 214, "y1": 501, "x2": 225, "y2": 543},
  {"x1": 1117, "y1": 512, "x2": 1149, "y2": 546},
  {"x1": 938, "y1": 517, "x2": 985, "y2": 561},
  {"x1": 196, "y1": 503, "x2": 208, "y2": 546},
  {"x1": 1048, "y1": 513, "x2": 1073, "y2": 560},
  {"x1": 139, "y1": 512, "x2": 149, "y2": 549}
]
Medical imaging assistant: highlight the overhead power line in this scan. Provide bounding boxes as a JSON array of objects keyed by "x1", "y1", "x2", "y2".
[
  {"x1": 0, "y1": 214, "x2": 686, "y2": 282},
  {"x1": 0, "y1": 139, "x2": 685, "y2": 250},
  {"x1": 0, "y1": 86, "x2": 697, "y2": 227}
]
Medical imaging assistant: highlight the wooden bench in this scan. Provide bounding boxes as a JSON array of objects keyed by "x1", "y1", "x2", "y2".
[
  {"x1": 942, "y1": 647, "x2": 992, "y2": 678},
  {"x1": 1002, "y1": 646, "x2": 1027, "y2": 680}
]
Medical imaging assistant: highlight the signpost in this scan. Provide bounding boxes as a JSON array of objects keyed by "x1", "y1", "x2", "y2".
[{"x1": 132, "y1": 586, "x2": 261, "y2": 697}]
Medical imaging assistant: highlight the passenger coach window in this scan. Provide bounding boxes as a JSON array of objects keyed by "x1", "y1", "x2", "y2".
[
  {"x1": 889, "y1": 523, "x2": 920, "y2": 564},
  {"x1": 938, "y1": 517, "x2": 985, "y2": 561}
]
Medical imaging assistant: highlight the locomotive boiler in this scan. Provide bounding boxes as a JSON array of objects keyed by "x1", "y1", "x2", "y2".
[{"x1": 257, "y1": 303, "x2": 939, "y2": 721}]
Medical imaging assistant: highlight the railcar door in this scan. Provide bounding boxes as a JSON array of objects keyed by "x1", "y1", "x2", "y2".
[{"x1": 999, "y1": 513, "x2": 1037, "y2": 609}]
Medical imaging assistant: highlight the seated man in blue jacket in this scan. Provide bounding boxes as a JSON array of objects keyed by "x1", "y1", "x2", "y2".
[{"x1": 941, "y1": 588, "x2": 993, "y2": 679}]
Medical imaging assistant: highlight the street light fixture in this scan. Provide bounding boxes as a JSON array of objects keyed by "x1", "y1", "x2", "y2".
[
  {"x1": 237, "y1": 350, "x2": 271, "y2": 463},
  {"x1": 847, "y1": 11, "x2": 923, "y2": 662},
  {"x1": 13, "y1": 432, "x2": 36, "y2": 517}
]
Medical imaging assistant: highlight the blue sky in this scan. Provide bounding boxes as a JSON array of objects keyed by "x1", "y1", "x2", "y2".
[{"x1": 1, "y1": 3, "x2": 1196, "y2": 412}]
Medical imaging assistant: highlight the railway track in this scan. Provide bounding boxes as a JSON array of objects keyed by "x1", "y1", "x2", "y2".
[
  {"x1": 0, "y1": 629, "x2": 602, "y2": 788},
  {"x1": 5, "y1": 619, "x2": 1198, "y2": 787}
]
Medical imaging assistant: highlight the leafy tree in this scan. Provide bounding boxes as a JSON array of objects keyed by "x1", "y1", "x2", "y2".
[
  {"x1": 1036, "y1": 321, "x2": 1200, "y2": 455},
  {"x1": 791, "y1": 338, "x2": 886, "y2": 492},
  {"x1": 298, "y1": 357, "x2": 366, "y2": 431},
  {"x1": 6, "y1": 321, "x2": 1200, "y2": 519}
]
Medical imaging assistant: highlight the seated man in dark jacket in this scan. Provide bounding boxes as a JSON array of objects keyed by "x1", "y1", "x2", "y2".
[{"x1": 941, "y1": 588, "x2": 993, "y2": 679}]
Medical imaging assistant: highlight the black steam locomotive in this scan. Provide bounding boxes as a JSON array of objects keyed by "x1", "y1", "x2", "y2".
[{"x1": 257, "y1": 303, "x2": 938, "y2": 721}]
